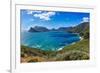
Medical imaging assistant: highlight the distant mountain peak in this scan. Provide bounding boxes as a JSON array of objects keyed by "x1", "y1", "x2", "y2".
[{"x1": 28, "y1": 26, "x2": 49, "y2": 32}]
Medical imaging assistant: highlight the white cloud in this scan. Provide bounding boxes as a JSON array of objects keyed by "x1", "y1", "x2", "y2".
[
  {"x1": 82, "y1": 17, "x2": 89, "y2": 22},
  {"x1": 27, "y1": 10, "x2": 42, "y2": 14},
  {"x1": 33, "y1": 12, "x2": 56, "y2": 21},
  {"x1": 26, "y1": 10, "x2": 56, "y2": 21},
  {"x1": 27, "y1": 10, "x2": 33, "y2": 14}
]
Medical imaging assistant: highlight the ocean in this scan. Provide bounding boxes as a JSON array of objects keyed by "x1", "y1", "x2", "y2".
[{"x1": 21, "y1": 31, "x2": 81, "y2": 51}]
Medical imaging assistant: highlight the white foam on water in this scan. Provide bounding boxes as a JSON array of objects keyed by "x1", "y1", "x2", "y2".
[
  {"x1": 31, "y1": 44, "x2": 41, "y2": 48},
  {"x1": 57, "y1": 47, "x2": 64, "y2": 51},
  {"x1": 80, "y1": 36, "x2": 83, "y2": 40}
]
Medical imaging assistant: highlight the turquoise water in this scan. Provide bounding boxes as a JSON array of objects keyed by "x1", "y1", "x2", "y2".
[{"x1": 21, "y1": 31, "x2": 81, "y2": 51}]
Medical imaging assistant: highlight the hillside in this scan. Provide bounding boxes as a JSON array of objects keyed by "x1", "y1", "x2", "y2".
[{"x1": 68, "y1": 22, "x2": 89, "y2": 33}]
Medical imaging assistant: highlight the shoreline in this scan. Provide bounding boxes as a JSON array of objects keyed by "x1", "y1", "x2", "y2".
[
  {"x1": 57, "y1": 36, "x2": 83, "y2": 51},
  {"x1": 57, "y1": 47, "x2": 64, "y2": 51},
  {"x1": 80, "y1": 36, "x2": 83, "y2": 41},
  {"x1": 21, "y1": 33, "x2": 83, "y2": 52},
  {"x1": 21, "y1": 36, "x2": 83, "y2": 52}
]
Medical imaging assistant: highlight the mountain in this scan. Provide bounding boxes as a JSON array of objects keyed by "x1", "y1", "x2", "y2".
[
  {"x1": 28, "y1": 27, "x2": 39, "y2": 32},
  {"x1": 28, "y1": 22, "x2": 89, "y2": 34},
  {"x1": 55, "y1": 22, "x2": 89, "y2": 33},
  {"x1": 57, "y1": 27, "x2": 73, "y2": 32},
  {"x1": 28, "y1": 26, "x2": 49, "y2": 32},
  {"x1": 69, "y1": 22, "x2": 89, "y2": 33},
  {"x1": 67, "y1": 22, "x2": 89, "y2": 39},
  {"x1": 50, "y1": 28, "x2": 57, "y2": 31}
]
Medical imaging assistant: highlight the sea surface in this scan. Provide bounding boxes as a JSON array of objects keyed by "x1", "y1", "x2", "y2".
[{"x1": 21, "y1": 31, "x2": 81, "y2": 51}]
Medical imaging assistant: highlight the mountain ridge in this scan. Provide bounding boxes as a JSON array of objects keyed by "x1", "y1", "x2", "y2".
[{"x1": 28, "y1": 22, "x2": 89, "y2": 33}]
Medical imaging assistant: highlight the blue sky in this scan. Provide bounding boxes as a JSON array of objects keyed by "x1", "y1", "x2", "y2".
[{"x1": 20, "y1": 9, "x2": 90, "y2": 30}]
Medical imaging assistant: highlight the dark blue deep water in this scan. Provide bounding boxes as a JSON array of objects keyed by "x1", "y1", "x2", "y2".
[{"x1": 21, "y1": 31, "x2": 81, "y2": 51}]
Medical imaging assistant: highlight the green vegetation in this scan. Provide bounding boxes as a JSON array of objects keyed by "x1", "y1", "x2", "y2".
[
  {"x1": 56, "y1": 39, "x2": 89, "y2": 60},
  {"x1": 68, "y1": 22, "x2": 89, "y2": 39}
]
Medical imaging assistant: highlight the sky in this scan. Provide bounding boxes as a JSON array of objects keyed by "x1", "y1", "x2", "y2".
[{"x1": 20, "y1": 9, "x2": 90, "y2": 30}]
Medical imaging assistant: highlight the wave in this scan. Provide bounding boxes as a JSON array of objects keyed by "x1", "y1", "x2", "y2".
[{"x1": 57, "y1": 47, "x2": 64, "y2": 51}]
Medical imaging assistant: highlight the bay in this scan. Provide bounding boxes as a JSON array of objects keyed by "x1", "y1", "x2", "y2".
[{"x1": 21, "y1": 31, "x2": 81, "y2": 51}]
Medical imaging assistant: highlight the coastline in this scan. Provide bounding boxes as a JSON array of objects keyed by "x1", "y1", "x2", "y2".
[
  {"x1": 57, "y1": 35, "x2": 83, "y2": 51},
  {"x1": 57, "y1": 47, "x2": 64, "y2": 51},
  {"x1": 21, "y1": 36, "x2": 83, "y2": 52},
  {"x1": 21, "y1": 38, "x2": 89, "y2": 62},
  {"x1": 80, "y1": 36, "x2": 83, "y2": 41},
  {"x1": 21, "y1": 31, "x2": 85, "y2": 54}
]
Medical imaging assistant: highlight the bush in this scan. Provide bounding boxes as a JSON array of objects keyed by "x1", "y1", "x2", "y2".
[
  {"x1": 84, "y1": 31, "x2": 89, "y2": 39},
  {"x1": 55, "y1": 50, "x2": 89, "y2": 61}
]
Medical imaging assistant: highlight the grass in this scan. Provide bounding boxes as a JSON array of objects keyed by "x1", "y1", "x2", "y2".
[
  {"x1": 56, "y1": 39, "x2": 89, "y2": 60},
  {"x1": 59, "y1": 39, "x2": 89, "y2": 53}
]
